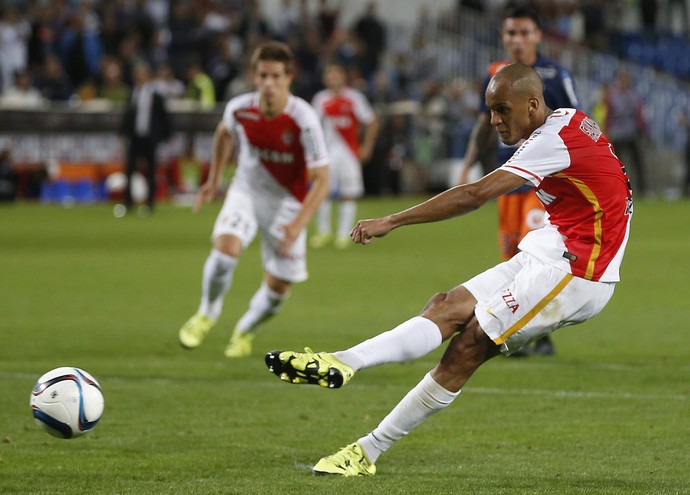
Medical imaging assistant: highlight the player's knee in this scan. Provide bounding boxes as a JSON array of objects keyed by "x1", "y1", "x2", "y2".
[
  {"x1": 421, "y1": 289, "x2": 474, "y2": 332},
  {"x1": 214, "y1": 234, "x2": 243, "y2": 257},
  {"x1": 421, "y1": 292, "x2": 448, "y2": 313}
]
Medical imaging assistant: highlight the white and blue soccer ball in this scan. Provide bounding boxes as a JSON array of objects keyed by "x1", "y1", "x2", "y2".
[{"x1": 30, "y1": 367, "x2": 104, "y2": 439}]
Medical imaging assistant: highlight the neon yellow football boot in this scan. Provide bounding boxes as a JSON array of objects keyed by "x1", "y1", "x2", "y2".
[
  {"x1": 178, "y1": 312, "x2": 216, "y2": 349},
  {"x1": 309, "y1": 233, "x2": 333, "y2": 249},
  {"x1": 334, "y1": 236, "x2": 351, "y2": 249},
  {"x1": 312, "y1": 442, "x2": 376, "y2": 476},
  {"x1": 264, "y1": 347, "x2": 355, "y2": 389},
  {"x1": 224, "y1": 329, "x2": 254, "y2": 358}
]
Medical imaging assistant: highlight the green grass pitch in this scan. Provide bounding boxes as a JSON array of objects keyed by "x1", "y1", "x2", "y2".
[{"x1": 1, "y1": 197, "x2": 688, "y2": 494}]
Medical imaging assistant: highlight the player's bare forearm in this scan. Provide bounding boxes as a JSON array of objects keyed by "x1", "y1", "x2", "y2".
[
  {"x1": 208, "y1": 123, "x2": 234, "y2": 186},
  {"x1": 353, "y1": 170, "x2": 527, "y2": 244},
  {"x1": 359, "y1": 117, "x2": 380, "y2": 162},
  {"x1": 294, "y1": 165, "x2": 330, "y2": 230},
  {"x1": 194, "y1": 123, "x2": 234, "y2": 213}
]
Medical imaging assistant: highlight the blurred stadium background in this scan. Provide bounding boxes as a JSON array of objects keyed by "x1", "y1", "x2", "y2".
[
  {"x1": 1, "y1": 0, "x2": 690, "y2": 205},
  {"x1": 2, "y1": 3, "x2": 690, "y2": 493}
]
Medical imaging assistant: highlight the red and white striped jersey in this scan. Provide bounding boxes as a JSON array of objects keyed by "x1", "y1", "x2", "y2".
[
  {"x1": 311, "y1": 87, "x2": 375, "y2": 160},
  {"x1": 501, "y1": 108, "x2": 633, "y2": 282},
  {"x1": 222, "y1": 92, "x2": 329, "y2": 202}
]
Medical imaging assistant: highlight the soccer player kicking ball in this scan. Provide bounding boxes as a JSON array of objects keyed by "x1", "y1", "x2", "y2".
[
  {"x1": 178, "y1": 41, "x2": 330, "y2": 358},
  {"x1": 265, "y1": 64, "x2": 633, "y2": 476}
]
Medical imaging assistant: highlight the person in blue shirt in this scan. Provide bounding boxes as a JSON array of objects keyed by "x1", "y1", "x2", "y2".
[{"x1": 458, "y1": 5, "x2": 580, "y2": 356}]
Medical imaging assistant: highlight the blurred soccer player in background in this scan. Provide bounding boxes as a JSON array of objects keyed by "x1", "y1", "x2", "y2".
[
  {"x1": 310, "y1": 62, "x2": 379, "y2": 249},
  {"x1": 267, "y1": 63, "x2": 633, "y2": 477},
  {"x1": 458, "y1": 6, "x2": 580, "y2": 356},
  {"x1": 178, "y1": 41, "x2": 330, "y2": 358}
]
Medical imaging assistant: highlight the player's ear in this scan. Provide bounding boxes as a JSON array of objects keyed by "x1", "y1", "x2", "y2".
[{"x1": 528, "y1": 96, "x2": 539, "y2": 116}]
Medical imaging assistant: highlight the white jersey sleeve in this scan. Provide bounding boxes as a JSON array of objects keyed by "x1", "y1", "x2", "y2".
[
  {"x1": 288, "y1": 97, "x2": 330, "y2": 169},
  {"x1": 500, "y1": 109, "x2": 576, "y2": 186},
  {"x1": 349, "y1": 88, "x2": 376, "y2": 125}
]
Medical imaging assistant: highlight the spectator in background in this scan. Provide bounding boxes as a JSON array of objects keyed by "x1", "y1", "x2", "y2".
[
  {"x1": 581, "y1": 0, "x2": 608, "y2": 53},
  {"x1": 415, "y1": 79, "x2": 446, "y2": 171},
  {"x1": 59, "y1": 7, "x2": 103, "y2": 89},
  {"x1": 289, "y1": 26, "x2": 323, "y2": 100},
  {"x1": 26, "y1": 1, "x2": 61, "y2": 69},
  {"x1": 442, "y1": 77, "x2": 480, "y2": 159},
  {"x1": 206, "y1": 34, "x2": 241, "y2": 101},
  {"x1": 118, "y1": 61, "x2": 171, "y2": 216},
  {"x1": 317, "y1": 0, "x2": 340, "y2": 43},
  {"x1": 604, "y1": 70, "x2": 648, "y2": 196},
  {"x1": 167, "y1": 1, "x2": 200, "y2": 77},
  {"x1": 408, "y1": 31, "x2": 439, "y2": 94},
  {"x1": 365, "y1": 102, "x2": 416, "y2": 196},
  {"x1": 185, "y1": 60, "x2": 216, "y2": 109},
  {"x1": 36, "y1": 54, "x2": 73, "y2": 102},
  {"x1": 353, "y1": 1, "x2": 386, "y2": 80},
  {"x1": 273, "y1": 0, "x2": 303, "y2": 41},
  {"x1": 99, "y1": 2, "x2": 126, "y2": 57},
  {"x1": 153, "y1": 61, "x2": 185, "y2": 100},
  {"x1": 236, "y1": 0, "x2": 272, "y2": 44},
  {"x1": 0, "y1": 5, "x2": 31, "y2": 92},
  {"x1": 0, "y1": 70, "x2": 46, "y2": 109},
  {"x1": 98, "y1": 57, "x2": 129, "y2": 104}
]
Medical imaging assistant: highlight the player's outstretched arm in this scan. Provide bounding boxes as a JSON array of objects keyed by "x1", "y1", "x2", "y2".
[
  {"x1": 194, "y1": 122, "x2": 235, "y2": 213},
  {"x1": 352, "y1": 169, "x2": 527, "y2": 245}
]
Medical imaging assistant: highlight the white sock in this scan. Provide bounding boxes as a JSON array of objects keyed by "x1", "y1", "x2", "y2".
[
  {"x1": 235, "y1": 282, "x2": 286, "y2": 334},
  {"x1": 198, "y1": 249, "x2": 237, "y2": 320},
  {"x1": 358, "y1": 372, "x2": 460, "y2": 463},
  {"x1": 337, "y1": 200, "x2": 356, "y2": 238},
  {"x1": 334, "y1": 316, "x2": 442, "y2": 371},
  {"x1": 316, "y1": 199, "x2": 332, "y2": 235}
]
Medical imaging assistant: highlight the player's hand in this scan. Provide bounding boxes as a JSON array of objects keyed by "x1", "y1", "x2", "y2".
[
  {"x1": 193, "y1": 182, "x2": 218, "y2": 213},
  {"x1": 277, "y1": 223, "x2": 301, "y2": 257},
  {"x1": 350, "y1": 217, "x2": 393, "y2": 245}
]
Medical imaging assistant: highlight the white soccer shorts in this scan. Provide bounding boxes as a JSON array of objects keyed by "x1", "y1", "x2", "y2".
[
  {"x1": 212, "y1": 185, "x2": 308, "y2": 283},
  {"x1": 463, "y1": 252, "x2": 615, "y2": 355},
  {"x1": 329, "y1": 148, "x2": 364, "y2": 198}
]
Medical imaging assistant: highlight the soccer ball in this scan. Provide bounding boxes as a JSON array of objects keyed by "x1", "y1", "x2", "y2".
[{"x1": 30, "y1": 367, "x2": 104, "y2": 439}]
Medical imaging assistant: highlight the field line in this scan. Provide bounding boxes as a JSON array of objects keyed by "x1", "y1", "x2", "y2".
[{"x1": 2, "y1": 370, "x2": 686, "y2": 402}]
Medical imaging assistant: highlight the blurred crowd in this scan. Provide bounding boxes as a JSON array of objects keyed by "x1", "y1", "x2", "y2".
[
  {"x1": 0, "y1": 0, "x2": 687, "y2": 196},
  {"x1": 3, "y1": 0, "x2": 686, "y2": 106}
]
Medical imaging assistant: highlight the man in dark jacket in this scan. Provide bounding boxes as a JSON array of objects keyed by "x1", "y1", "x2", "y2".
[{"x1": 119, "y1": 61, "x2": 171, "y2": 215}]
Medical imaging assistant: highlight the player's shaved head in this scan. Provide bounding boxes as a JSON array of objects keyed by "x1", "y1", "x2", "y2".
[
  {"x1": 489, "y1": 63, "x2": 544, "y2": 101},
  {"x1": 485, "y1": 63, "x2": 552, "y2": 145}
]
